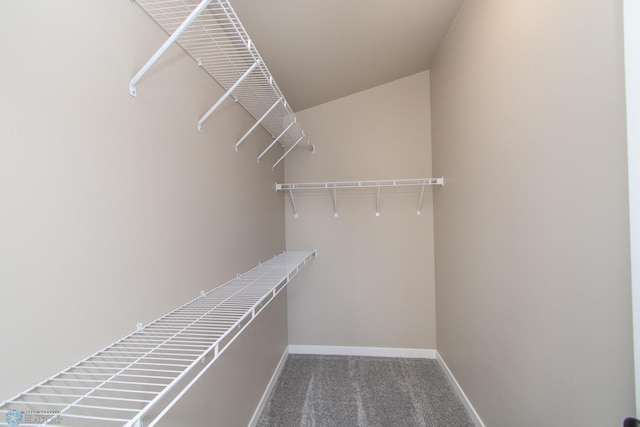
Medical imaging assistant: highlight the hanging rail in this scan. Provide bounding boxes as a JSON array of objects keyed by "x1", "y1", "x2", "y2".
[
  {"x1": 276, "y1": 178, "x2": 444, "y2": 217},
  {"x1": 0, "y1": 251, "x2": 316, "y2": 427},
  {"x1": 130, "y1": 0, "x2": 314, "y2": 169}
]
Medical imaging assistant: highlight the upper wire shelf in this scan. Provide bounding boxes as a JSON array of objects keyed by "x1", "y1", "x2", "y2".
[
  {"x1": 130, "y1": 0, "x2": 314, "y2": 170},
  {"x1": 0, "y1": 251, "x2": 316, "y2": 427}
]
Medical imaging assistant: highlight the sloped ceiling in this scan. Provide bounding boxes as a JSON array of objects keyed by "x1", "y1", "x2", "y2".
[{"x1": 229, "y1": 0, "x2": 466, "y2": 112}]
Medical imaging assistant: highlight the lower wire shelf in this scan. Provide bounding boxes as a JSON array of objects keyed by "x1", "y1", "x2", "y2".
[{"x1": 0, "y1": 250, "x2": 316, "y2": 427}]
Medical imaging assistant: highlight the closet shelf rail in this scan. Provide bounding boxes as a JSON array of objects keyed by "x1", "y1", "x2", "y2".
[
  {"x1": 276, "y1": 178, "x2": 444, "y2": 218},
  {"x1": 0, "y1": 251, "x2": 316, "y2": 427},
  {"x1": 129, "y1": 0, "x2": 314, "y2": 169}
]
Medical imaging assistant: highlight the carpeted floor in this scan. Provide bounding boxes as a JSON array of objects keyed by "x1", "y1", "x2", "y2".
[{"x1": 256, "y1": 354, "x2": 475, "y2": 427}]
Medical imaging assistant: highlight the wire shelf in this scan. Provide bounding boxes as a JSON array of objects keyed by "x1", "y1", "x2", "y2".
[
  {"x1": 276, "y1": 178, "x2": 444, "y2": 191},
  {"x1": 0, "y1": 251, "x2": 316, "y2": 427},
  {"x1": 130, "y1": 0, "x2": 314, "y2": 169},
  {"x1": 275, "y1": 178, "x2": 444, "y2": 218}
]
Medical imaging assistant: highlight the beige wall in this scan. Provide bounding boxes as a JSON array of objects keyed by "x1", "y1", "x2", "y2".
[
  {"x1": 284, "y1": 72, "x2": 436, "y2": 350},
  {"x1": 430, "y1": 1, "x2": 634, "y2": 425},
  {"x1": 0, "y1": 1, "x2": 287, "y2": 423}
]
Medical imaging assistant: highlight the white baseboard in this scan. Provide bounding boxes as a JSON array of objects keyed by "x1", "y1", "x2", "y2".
[
  {"x1": 248, "y1": 347, "x2": 289, "y2": 427},
  {"x1": 435, "y1": 351, "x2": 485, "y2": 427},
  {"x1": 288, "y1": 344, "x2": 437, "y2": 359}
]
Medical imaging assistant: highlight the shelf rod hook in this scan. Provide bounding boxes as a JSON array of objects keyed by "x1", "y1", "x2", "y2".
[
  {"x1": 129, "y1": 0, "x2": 213, "y2": 97},
  {"x1": 332, "y1": 186, "x2": 338, "y2": 217},
  {"x1": 417, "y1": 183, "x2": 427, "y2": 215},
  {"x1": 272, "y1": 133, "x2": 304, "y2": 170},
  {"x1": 198, "y1": 60, "x2": 261, "y2": 132},
  {"x1": 376, "y1": 184, "x2": 381, "y2": 217},
  {"x1": 235, "y1": 97, "x2": 282, "y2": 152},
  {"x1": 257, "y1": 119, "x2": 296, "y2": 163}
]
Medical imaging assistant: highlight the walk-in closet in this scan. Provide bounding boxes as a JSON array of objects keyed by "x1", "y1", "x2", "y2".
[{"x1": 1, "y1": 1, "x2": 638, "y2": 426}]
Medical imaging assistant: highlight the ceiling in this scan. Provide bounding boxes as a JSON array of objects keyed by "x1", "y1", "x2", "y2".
[{"x1": 228, "y1": 0, "x2": 466, "y2": 112}]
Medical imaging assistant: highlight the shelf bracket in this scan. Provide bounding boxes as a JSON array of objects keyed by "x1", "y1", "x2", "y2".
[
  {"x1": 272, "y1": 133, "x2": 305, "y2": 170},
  {"x1": 376, "y1": 184, "x2": 381, "y2": 217},
  {"x1": 129, "y1": 0, "x2": 213, "y2": 97},
  {"x1": 257, "y1": 119, "x2": 296, "y2": 163},
  {"x1": 417, "y1": 183, "x2": 427, "y2": 215},
  {"x1": 289, "y1": 189, "x2": 299, "y2": 219},
  {"x1": 235, "y1": 97, "x2": 282, "y2": 152},
  {"x1": 332, "y1": 186, "x2": 338, "y2": 217},
  {"x1": 198, "y1": 60, "x2": 261, "y2": 132}
]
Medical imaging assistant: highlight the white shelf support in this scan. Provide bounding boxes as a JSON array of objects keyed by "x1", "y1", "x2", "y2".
[
  {"x1": 235, "y1": 97, "x2": 282, "y2": 152},
  {"x1": 376, "y1": 184, "x2": 381, "y2": 217},
  {"x1": 289, "y1": 189, "x2": 299, "y2": 219},
  {"x1": 198, "y1": 60, "x2": 261, "y2": 132},
  {"x1": 417, "y1": 183, "x2": 427, "y2": 215},
  {"x1": 332, "y1": 186, "x2": 338, "y2": 217},
  {"x1": 129, "y1": 0, "x2": 213, "y2": 97},
  {"x1": 272, "y1": 133, "x2": 305, "y2": 170},
  {"x1": 257, "y1": 119, "x2": 296, "y2": 163}
]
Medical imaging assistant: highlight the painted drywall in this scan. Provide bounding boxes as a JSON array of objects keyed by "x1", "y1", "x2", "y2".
[
  {"x1": 284, "y1": 72, "x2": 436, "y2": 350},
  {"x1": 0, "y1": 1, "x2": 287, "y2": 423},
  {"x1": 430, "y1": 0, "x2": 633, "y2": 425}
]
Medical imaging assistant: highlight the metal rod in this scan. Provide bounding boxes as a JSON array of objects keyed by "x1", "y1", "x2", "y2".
[
  {"x1": 376, "y1": 185, "x2": 381, "y2": 217},
  {"x1": 333, "y1": 186, "x2": 338, "y2": 217},
  {"x1": 235, "y1": 97, "x2": 282, "y2": 151},
  {"x1": 129, "y1": 0, "x2": 213, "y2": 97},
  {"x1": 272, "y1": 134, "x2": 304, "y2": 170},
  {"x1": 257, "y1": 119, "x2": 295, "y2": 163},
  {"x1": 197, "y1": 60, "x2": 261, "y2": 132},
  {"x1": 417, "y1": 183, "x2": 426, "y2": 215}
]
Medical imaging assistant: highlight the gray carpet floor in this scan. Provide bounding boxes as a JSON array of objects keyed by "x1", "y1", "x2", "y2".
[{"x1": 256, "y1": 354, "x2": 475, "y2": 427}]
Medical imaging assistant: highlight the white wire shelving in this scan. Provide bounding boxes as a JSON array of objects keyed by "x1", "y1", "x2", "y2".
[
  {"x1": 276, "y1": 178, "x2": 445, "y2": 218},
  {"x1": 0, "y1": 251, "x2": 316, "y2": 427},
  {"x1": 130, "y1": 0, "x2": 314, "y2": 170}
]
